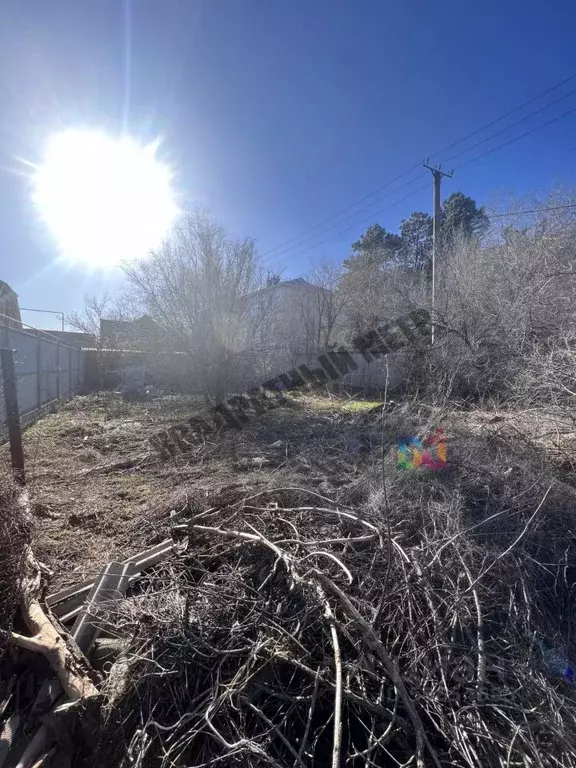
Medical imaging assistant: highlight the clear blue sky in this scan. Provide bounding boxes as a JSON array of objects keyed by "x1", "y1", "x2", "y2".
[{"x1": 1, "y1": 0, "x2": 575, "y2": 329}]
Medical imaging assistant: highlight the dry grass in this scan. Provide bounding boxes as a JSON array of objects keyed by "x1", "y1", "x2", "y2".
[
  {"x1": 85, "y1": 405, "x2": 576, "y2": 768},
  {"x1": 1, "y1": 393, "x2": 206, "y2": 589},
  {"x1": 4, "y1": 391, "x2": 576, "y2": 595},
  {"x1": 0, "y1": 392, "x2": 397, "y2": 592},
  {"x1": 4, "y1": 391, "x2": 576, "y2": 767},
  {"x1": 0, "y1": 471, "x2": 31, "y2": 657}
]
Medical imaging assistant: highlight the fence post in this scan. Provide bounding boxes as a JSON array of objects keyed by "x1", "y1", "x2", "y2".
[
  {"x1": 1, "y1": 348, "x2": 25, "y2": 485},
  {"x1": 56, "y1": 342, "x2": 60, "y2": 400},
  {"x1": 69, "y1": 345, "x2": 72, "y2": 394},
  {"x1": 36, "y1": 330, "x2": 42, "y2": 409}
]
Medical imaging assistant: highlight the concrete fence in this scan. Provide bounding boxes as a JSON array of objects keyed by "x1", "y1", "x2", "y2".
[{"x1": 0, "y1": 324, "x2": 84, "y2": 435}]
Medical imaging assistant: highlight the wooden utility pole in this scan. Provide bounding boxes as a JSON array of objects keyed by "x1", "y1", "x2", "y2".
[
  {"x1": 423, "y1": 161, "x2": 453, "y2": 344},
  {"x1": 1, "y1": 347, "x2": 25, "y2": 484}
]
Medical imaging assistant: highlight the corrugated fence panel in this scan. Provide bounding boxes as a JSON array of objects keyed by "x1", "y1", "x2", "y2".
[
  {"x1": 0, "y1": 353, "x2": 5, "y2": 428},
  {"x1": 0, "y1": 325, "x2": 86, "y2": 437},
  {"x1": 40, "y1": 338, "x2": 59, "y2": 404},
  {"x1": 59, "y1": 344, "x2": 72, "y2": 397},
  {"x1": 13, "y1": 329, "x2": 40, "y2": 415},
  {"x1": 73, "y1": 349, "x2": 84, "y2": 391}
]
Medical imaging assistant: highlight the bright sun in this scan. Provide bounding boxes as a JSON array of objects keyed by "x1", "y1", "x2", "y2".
[{"x1": 32, "y1": 129, "x2": 179, "y2": 267}]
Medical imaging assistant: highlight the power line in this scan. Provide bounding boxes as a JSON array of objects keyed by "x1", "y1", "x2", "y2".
[
  {"x1": 442, "y1": 88, "x2": 576, "y2": 166},
  {"x1": 316, "y1": 201, "x2": 576, "y2": 291},
  {"x1": 290, "y1": 101, "x2": 576, "y2": 267},
  {"x1": 454, "y1": 104, "x2": 576, "y2": 170},
  {"x1": 290, "y1": 89, "x2": 576, "y2": 260},
  {"x1": 273, "y1": 181, "x2": 429, "y2": 271},
  {"x1": 269, "y1": 172, "x2": 428, "y2": 261},
  {"x1": 427, "y1": 72, "x2": 576, "y2": 160},
  {"x1": 261, "y1": 73, "x2": 576, "y2": 259},
  {"x1": 265, "y1": 80, "x2": 576, "y2": 285},
  {"x1": 259, "y1": 162, "x2": 422, "y2": 259},
  {"x1": 490, "y1": 202, "x2": 576, "y2": 219}
]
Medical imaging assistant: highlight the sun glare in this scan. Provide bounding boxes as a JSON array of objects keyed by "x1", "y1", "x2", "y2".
[{"x1": 32, "y1": 129, "x2": 179, "y2": 267}]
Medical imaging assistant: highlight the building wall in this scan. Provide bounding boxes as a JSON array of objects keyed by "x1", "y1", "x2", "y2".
[{"x1": 0, "y1": 287, "x2": 22, "y2": 329}]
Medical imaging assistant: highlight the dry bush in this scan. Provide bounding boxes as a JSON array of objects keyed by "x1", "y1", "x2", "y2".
[
  {"x1": 515, "y1": 331, "x2": 576, "y2": 407},
  {"x1": 387, "y1": 195, "x2": 576, "y2": 403},
  {"x1": 86, "y1": 418, "x2": 576, "y2": 768},
  {"x1": 0, "y1": 474, "x2": 32, "y2": 657}
]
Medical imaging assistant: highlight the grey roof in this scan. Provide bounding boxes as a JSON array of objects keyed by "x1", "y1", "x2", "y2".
[
  {"x1": 278, "y1": 278, "x2": 315, "y2": 288},
  {"x1": 0, "y1": 280, "x2": 17, "y2": 297}
]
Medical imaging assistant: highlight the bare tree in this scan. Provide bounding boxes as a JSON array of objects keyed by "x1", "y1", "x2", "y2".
[
  {"x1": 298, "y1": 262, "x2": 348, "y2": 357},
  {"x1": 66, "y1": 291, "x2": 138, "y2": 336},
  {"x1": 66, "y1": 292, "x2": 113, "y2": 336},
  {"x1": 122, "y1": 210, "x2": 270, "y2": 401}
]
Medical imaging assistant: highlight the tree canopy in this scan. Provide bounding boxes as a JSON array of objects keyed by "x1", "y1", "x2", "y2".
[
  {"x1": 343, "y1": 224, "x2": 403, "y2": 270},
  {"x1": 399, "y1": 211, "x2": 433, "y2": 271},
  {"x1": 442, "y1": 192, "x2": 489, "y2": 242},
  {"x1": 343, "y1": 191, "x2": 489, "y2": 276}
]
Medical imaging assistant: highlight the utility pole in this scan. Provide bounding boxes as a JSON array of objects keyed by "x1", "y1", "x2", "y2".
[{"x1": 423, "y1": 160, "x2": 452, "y2": 344}]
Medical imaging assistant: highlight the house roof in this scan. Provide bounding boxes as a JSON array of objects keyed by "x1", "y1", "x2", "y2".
[
  {"x1": 0, "y1": 280, "x2": 18, "y2": 298},
  {"x1": 279, "y1": 278, "x2": 311, "y2": 287},
  {"x1": 277, "y1": 278, "x2": 319, "y2": 289},
  {"x1": 45, "y1": 330, "x2": 97, "y2": 347},
  {"x1": 248, "y1": 277, "x2": 325, "y2": 300},
  {"x1": 100, "y1": 318, "x2": 132, "y2": 334}
]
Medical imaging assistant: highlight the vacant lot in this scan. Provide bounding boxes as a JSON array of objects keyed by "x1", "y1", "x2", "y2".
[
  {"x1": 4, "y1": 390, "x2": 576, "y2": 767},
  {"x1": 7, "y1": 391, "x2": 391, "y2": 589},
  {"x1": 6, "y1": 390, "x2": 576, "y2": 593}
]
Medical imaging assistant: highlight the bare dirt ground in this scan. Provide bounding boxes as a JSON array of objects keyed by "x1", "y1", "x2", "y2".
[
  {"x1": 4, "y1": 390, "x2": 576, "y2": 593},
  {"x1": 5, "y1": 392, "x2": 385, "y2": 591}
]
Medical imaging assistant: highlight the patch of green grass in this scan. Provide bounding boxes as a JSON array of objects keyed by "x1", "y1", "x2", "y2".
[
  {"x1": 340, "y1": 400, "x2": 382, "y2": 413},
  {"x1": 302, "y1": 394, "x2": 382, "y2": 413}
]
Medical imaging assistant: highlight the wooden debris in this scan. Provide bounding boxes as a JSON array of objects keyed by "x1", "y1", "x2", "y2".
[{"x1": 9, "y1": 548, "x2": 97, "y2": 701}]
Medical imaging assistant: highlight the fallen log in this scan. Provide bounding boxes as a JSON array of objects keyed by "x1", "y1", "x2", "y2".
[{"x1": 9, "y1": 548, "x2": 98, "y2": 701}]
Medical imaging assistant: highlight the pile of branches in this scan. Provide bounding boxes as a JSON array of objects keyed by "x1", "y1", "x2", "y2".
[{"x1": 92, "y1": 445, "x2": 576, "y2": 768}]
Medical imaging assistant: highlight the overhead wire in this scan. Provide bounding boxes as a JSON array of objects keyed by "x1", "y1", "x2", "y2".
[
  {"x1": 489, "y1": 202, "x2": 576, "y2": 219},
  {"x1": 268, "y1": 175, "x2": 428, "y2": 261},
  {"x1": 272, "y1": 97, "x2": 576, "y2": 271},
  {"x1": 453, "y1": 104, "x2": 576, "y2": 171},
  {"x1": 296, "y1": 155, "x2": 576, "y2": 291},
  {"x1": 311, "y1": 201, "x2": 576, "y2": 292},
  {"x1": 272, "y1": 182, "x2": 429, "y2": 272},
  {"x1": 261, "y1": 73, "x2": 576, "y2": 259},
  {"x1": 276, "y1": 96, "x2": 576, "y2": 273},
  {"x1": 425, "y1": 72, "x2": 576, "y2": 161},
  {"x1": 259, "y1": 162, "x2": 422, "y2": 259},
  {"x1": 442, "y1": 88, "x2": 576, "y2": 167}
]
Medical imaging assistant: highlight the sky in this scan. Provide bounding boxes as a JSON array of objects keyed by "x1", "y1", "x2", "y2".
[{"x1": 1, "y1": 0, "x2": 576, "y2": 329}]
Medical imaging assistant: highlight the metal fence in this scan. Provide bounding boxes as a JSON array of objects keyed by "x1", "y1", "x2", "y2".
[{"x1": 0, "y1": 324, "x2": 84, "y2": 434}]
